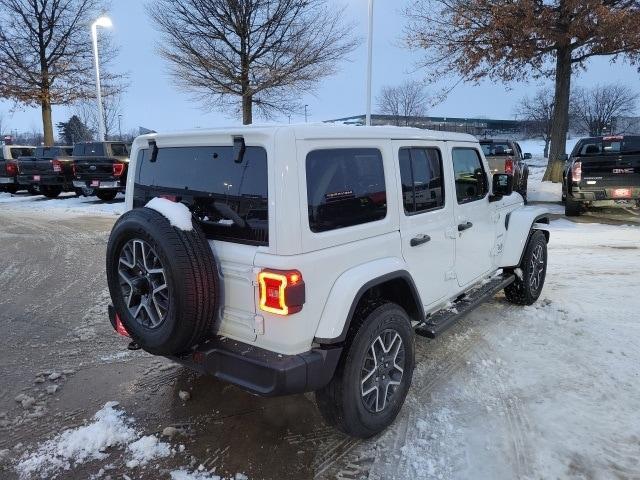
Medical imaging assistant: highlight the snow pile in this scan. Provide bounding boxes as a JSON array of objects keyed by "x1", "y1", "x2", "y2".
[
  {"x1": 146, "y1": 197, "x2": 194, "y2": 231},
  {"x1": 15, "y1": 402, "x2": 174, "y2": 478},
  {"x1": 16, "y1": 402, "x2": 137, "y2": 478},
  {"x1": 0, "y1": 192, "x2": 125, "y2": 217},
  {"x1": 125, "y1": 435, "x2": 172, "y2": 468}
]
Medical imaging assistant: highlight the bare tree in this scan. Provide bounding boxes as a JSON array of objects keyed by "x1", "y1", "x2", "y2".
[
  {"x1": 572, "y1": 84, "x2": 638, "y2": 137},
  {"x1": 0, "y1": 0, "x2": 124, "y2": 146},
  {"x1": 516, "y1": 88, "x2": 556, "y2": 158},
  {"x1": 75, "y1": 87, "x2": 124, "y2": 140},
  {"x1": 377, "y1": 81, "x2": 429, "y2": 126},
  {"x1": 148, "y1": 0, "x2": 358, "y2": 124},
  {"x1": 404, "y1": 0, "x2": 640, "y2": 182}
]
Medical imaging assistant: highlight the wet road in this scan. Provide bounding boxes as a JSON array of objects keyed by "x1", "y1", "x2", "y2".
[{"x1": 1, "y1": 204, "x2": 639, "y2": 479}]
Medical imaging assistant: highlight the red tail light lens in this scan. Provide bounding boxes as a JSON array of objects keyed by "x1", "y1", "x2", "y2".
[
  {"x1": 258, "y1": 269, "x2": 305, "y2": 315},
  {"x1": 504, "y1": 158, "x2": 514, "y2": 175},
  {"x1": 113, "y1": 163, "x2": 125, "y2": 177},
  {"x1": 572, "y1": 161, "x2": 582, "y2": 182},
  {"x1": 114, "y1": 313, "x2": 130, "y2": 337},
  {"x1": 52, "y1": 159, "x2": 63, "y2": 173},
  {"x1": 6, "y1": 161, "x2": 17, "y2": 176}
]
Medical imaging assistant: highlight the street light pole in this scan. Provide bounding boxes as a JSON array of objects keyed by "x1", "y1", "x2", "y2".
[
  {"x1": 118, "y1": 114, "x2": 123, "y2": 140},
  {"x1": 91, "y1": 16, "x2": 112, "y2": 142},
  {"x1": 304, "y1": 104, "x2": 309, "y2": 123},
  {"x1": 365, "y1": 0, "x2": 374, "y2": 126}
]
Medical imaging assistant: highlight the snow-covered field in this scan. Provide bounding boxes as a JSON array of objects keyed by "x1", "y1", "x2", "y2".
[{"x1": 0, "y1": 192, "x2": 125, "y2": 217}]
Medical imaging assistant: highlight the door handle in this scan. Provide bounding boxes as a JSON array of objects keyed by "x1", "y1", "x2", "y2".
[
  {"x1": 458, "y1": 222, "x2": 473, "y2": 232},
  {"x1": 410, "y1": 234, "x2": 431, "y2": 247}
]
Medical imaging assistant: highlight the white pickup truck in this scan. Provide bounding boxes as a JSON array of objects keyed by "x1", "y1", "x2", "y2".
[{"x1": 105, "y1": 125, "x2": 550, "y2": 438}]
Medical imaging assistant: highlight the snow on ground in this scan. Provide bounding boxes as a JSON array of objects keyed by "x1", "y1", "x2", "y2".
[
  {"x1": 0, "y1": 192, "x2": 125, "y2": 217},
  {"x1": 325, "y1": 218, "x2": 640, "y2": 480}
]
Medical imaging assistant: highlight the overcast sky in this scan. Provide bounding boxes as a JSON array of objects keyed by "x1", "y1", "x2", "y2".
[{"x1": 2, "y1": 0, "x2": 640, "y2": 136}]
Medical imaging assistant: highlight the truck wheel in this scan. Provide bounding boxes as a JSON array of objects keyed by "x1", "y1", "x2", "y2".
[
  {"x1": 41, "y1": 186, "x2": 62, "y2": 198},
  {"x1": 505, "y1": 230, "x2": 547, "y2": 306},
  {"x1": 565, "y1": 196, "x2": 582, "y2": 216},
  {"x1": 315, "y1": 303, "x2": 415, "y2": 438},
  {"x1": 106, "y1": 207, "x2": 218, "y2": 355},
  {"x1": 5, "y1": 185, "x2": 18, "y2": 194},
  {"x1": 96, "y1": 190, "x2": 118, "y2": 201}
]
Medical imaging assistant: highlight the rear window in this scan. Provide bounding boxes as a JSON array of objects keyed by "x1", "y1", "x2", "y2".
[
  {"x1": 136, "y1": 145, "x2": 269, "y2": 245},
  {"x1": 110, "y1": 144, "x2": 129, "y2": 157},
  {"x1": 480, "y1": 142, "x2": 513, "y2": 157},
  {"x1": 576, "y1": 137, "x2": 640, "y2": 156},
  {"x1": 306, "y1": 148, "x2": 387, "y2": 233},
  {"x1": 10, "y1": 148, "x2": 34, "y2": 159},
  {"x1": 73, "y1": 143, "x2": 105, "y2": 156},
  {"x1": 35, "y1": 147, "x2": 71, "y2": 158}
]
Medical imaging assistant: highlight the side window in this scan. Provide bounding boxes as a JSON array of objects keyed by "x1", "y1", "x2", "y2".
[
  {"x1": 399, "y1": 147, "x2": 445, "y2": 214},
  {"x1": 306, "y1": 148, "x2": 386, "y2": 233},
  {"x1": 111, "y1": 144, "x2": 128, "y2": 157},
  {"x1": 452, "y1": 148, "x2": 488, "y2": 204}
]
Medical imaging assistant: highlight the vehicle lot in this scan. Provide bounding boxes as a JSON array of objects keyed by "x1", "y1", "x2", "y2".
[{"x1": 1, "y1": 185, "x2": 639, "y2": 479}]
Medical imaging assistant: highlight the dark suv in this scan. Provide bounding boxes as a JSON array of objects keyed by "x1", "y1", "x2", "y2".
[
  {"x1": 17, "y1": 146, "x2": 74, "y2": 198},
  {"x1": 72, "y1": 142, "x2": 130, "y2": 201}
]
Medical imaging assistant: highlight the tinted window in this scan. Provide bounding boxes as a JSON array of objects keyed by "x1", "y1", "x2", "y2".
[
  {"x1": 306, "y1": 148, "x2": 386, "y2": 233},
  {"x1": 452, "y1": 148, "x2": 488, "y2": 204},
  {"x1": 73, "y1": 143, "x2": 105, "y2": 156},
  {"x1": 399, "y1": 148, "x2": 444, "y2": 213},
  {"x1": 137, "y1": 146, "x2": 268, "y2": 245},
  {"x1": 36, "y1": 147, "x2": 70, "y2": 158},
  {"x1": 480, "y1": 142, "x2": 513, "y2": 157},
  {"x1": 110, "y1": 143, "x2": 128, "y2": 157},
  {"x1": 10, "y1": 148, "x2": 34, "y2": 159}
]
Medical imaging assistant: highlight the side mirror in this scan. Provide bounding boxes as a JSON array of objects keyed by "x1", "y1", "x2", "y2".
[
  {"x1": 490, "y1": 173, "x2": 513, "y2": 201},
  {"x1": 560, "y1": 153, "x2": 569, "y2": 162},
  {"x1": 523, "y1": 153, "x2": 532, "y2": 160}
]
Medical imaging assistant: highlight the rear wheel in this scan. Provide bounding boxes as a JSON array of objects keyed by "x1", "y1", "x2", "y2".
[
  {"x1": 315, "y1": 303, "x2": 415, "y2": 438},
  {"x1": 565, "y1": 196, "x2": 582, "y2": 216},
  {"x1": 41, "y1": 185, "x2": 62, "y2": 198},
  {"x1": 96, "y1": 190, "x2": 118, "y2": 201},
  {"x1": 505, "y1": 230, "x2": 547, "y2": 306},
  {"x1": 5, "y1": 185, "x2": 18, "y2": 194}
]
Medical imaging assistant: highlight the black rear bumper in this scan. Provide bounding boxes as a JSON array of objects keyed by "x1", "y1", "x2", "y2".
[
  {"x1": 569, "y1": 186, "x2": 640, "y2": 202},
  {"x1": 107, "y1": 305, "x2": 341, "y2": 396},
  {"x1": 17, "y1": 174, "x2": 71, "y2": 187}
]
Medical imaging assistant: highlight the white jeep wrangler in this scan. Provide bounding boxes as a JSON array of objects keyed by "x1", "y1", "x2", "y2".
[{"x1": 106, "y1": 125, "x2": 549, "y2": 438}]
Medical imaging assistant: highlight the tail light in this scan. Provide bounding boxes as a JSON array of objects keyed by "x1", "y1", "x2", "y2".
[
  {"x1": 572, "y1": 161, "x2": 582, "y2": 182},
  {"x1": 6, "y1": 161, "x2": 17, "y2": 176},
  {"x1": 52, "y1": 159, "x2": 63, "y2": 173},
  {"x1": 504, "y1": 158, "x2": 514, "y2": 175},
  {"x1": 113, "y1": 163, "x2": 125, "y2": 177},
  {"x1": 258, "y1": 269, "x2": 305, "y2": 315},
  {"x1": 114, "y1": 312, "x2": 130, "y2": 337}
]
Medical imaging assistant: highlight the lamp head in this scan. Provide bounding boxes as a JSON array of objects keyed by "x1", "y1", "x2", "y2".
[{"x1": 93, "y1": 16, "x2": 112, "y2": 28}]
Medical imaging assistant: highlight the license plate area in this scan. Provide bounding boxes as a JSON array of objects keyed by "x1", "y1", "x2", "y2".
[
  {"x1": 33, "y1": 175, "x2": 40, "y2": 181},
  {"x1": 612, "y1": 188, "x2": 632, "y2": 199},
  {"x1": 91, "y1": 180, "x2": 100, "y2": 187}
]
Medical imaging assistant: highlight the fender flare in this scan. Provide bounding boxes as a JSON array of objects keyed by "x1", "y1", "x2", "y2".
[
  {"x1": 314, "y1": 258, "x2": 424, "y2": 345},
  {"x1": 502, "y1": 208, "x2": 550, "y2": 269}
]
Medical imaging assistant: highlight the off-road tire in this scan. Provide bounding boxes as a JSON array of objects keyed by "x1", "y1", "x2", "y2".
[
  {"x1": 315, "y1": 303, "x2": 415, "y2": 438},
  {"x1": 106, "y1": 207, "x2": 218, "y2": 355},
  {"x1": 96, "y1": 190, "x2": 118, "y2": 201},
  {"x1": 565, "y1": 196, "x2": 582, "y2": 216},
  {"x1": 41, "y1": 185, "x2": 62, "y2": 198},
  {"x1": 505, "y1": 230, "x2": 547, "y2": 306}
]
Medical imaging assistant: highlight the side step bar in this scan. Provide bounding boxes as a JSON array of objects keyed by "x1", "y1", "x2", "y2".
[{"x1": 415, "y1": 273, "x2": 516, "y2": 339}]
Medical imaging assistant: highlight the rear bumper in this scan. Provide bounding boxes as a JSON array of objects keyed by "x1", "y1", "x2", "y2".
[
  {"x1": 0, "y1": 176, "x2": 16, "y2": 184},
  {"x1": 73, "y1": 179, "x2": 123, "y2": 190},
  {"x1": 569, "y1": 186, "x2": 640, "y2": 202},
  {"x1": 18, "y1": 174, "x2": 69, "y2": 187},
  {"x1": 107, "y1": 305, "x2": 341, "y2": 396}
]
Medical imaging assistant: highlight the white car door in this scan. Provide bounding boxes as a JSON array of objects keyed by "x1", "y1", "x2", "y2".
[
  {"x1": 448, "y1": 144, "x2": 496, "y2": 287},
  {"x1": 393, "y1": 142, "x2": 456, "y2": 308}
]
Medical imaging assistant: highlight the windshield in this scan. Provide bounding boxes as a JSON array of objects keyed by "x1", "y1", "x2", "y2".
[{"x1": 480, "y1": 142, "x2": 513, "y2": 157}]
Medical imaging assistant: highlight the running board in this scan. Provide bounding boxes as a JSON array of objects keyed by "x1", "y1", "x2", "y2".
[{"x1": 415, "y1": 273, "x2": 516, "y2": 339}]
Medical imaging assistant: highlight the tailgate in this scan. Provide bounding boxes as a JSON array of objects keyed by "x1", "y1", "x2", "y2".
[
  {"x1": 18, "y1": 158, "x2": 53, "y2": 175},
  {"x1": 486, "y1": 156, "x2": 507, "y2": 174},
  {"x1": 74, "y1": 157, "x2": 115, "y2": 176},
  {"x1": 579, "y1": 155, "x2": 640, "y2": 188}
]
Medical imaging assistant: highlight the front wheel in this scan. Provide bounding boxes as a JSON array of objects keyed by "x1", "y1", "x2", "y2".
[
  {"x1": 315, "y1": 303, "x2": 415, "y2": 438},
  {"x1": 505, "y1": 230, "x2": 547, "y2": 306}
]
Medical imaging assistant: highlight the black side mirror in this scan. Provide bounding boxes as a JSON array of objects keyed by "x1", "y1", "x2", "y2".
[
  {"x1": 523, "y1": 153, "x2": 532, "y2": 160},
  {"x1": 560, "y1": 153, "x2": 569, "y2": 162},
  {"x1": 490, "y1": 173, "x2": 513, "y2": 201}
]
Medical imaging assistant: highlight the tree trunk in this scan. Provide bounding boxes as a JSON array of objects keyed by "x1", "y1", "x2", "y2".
[
  {"x1": 242, "y1": 93, "x2": 252, "y2": 125},
  {"x1": 41, "y1": 96, "x2": 54, "y2": 146},
  {"x1": 543, "y1": 138, "x2": 550, "y2": 158},
  {"x1": 544, "y1": 45, "x2": 572, "y2": 183}
]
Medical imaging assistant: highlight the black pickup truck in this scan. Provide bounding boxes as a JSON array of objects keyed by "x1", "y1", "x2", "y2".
[
  {"x1": 0, "y1": 145, "x2": 35, "y2": 193},
  {"x1": 72, "y1": 142, "x2": 130, "y2": 201},
  {"x1": 563, "y1": 135, "x2": 640, "y2": 216},
  {"x1": 17, "y1": 146, "x2": 74, "y2": 198}
]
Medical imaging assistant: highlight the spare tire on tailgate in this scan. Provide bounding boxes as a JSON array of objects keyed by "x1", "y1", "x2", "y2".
[{"x1": 106, "y1": 207, "x2": 218, "y2": 355}]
